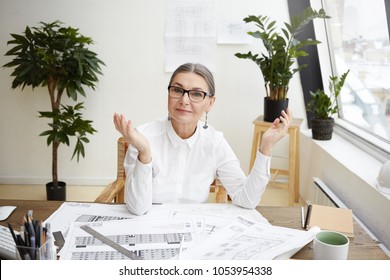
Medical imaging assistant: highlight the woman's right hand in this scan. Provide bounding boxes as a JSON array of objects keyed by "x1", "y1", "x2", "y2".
[{"x1": 113, "y1": 113, "x2": 151, "y2": 164}]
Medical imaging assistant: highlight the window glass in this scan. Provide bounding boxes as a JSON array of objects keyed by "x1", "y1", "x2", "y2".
[{"x1": 323, "y1": 0, "x2": 390, "y2": 142}]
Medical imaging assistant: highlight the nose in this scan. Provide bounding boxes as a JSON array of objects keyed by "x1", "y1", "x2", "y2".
[{"x1": 180, "y1": 91, "x2": 191, "y2": 104}]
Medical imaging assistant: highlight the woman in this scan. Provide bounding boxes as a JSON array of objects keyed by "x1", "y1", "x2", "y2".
[{"x1": 114, "y1": 63, "x2": 292, "y2": 215}]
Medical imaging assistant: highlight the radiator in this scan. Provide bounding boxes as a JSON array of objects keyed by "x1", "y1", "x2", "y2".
[{"x1": 311, "y1": 177, "x2": 347, "y2": 208}]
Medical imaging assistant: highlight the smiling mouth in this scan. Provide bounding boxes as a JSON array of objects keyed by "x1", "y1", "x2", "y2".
[{"x1": 176, "y1": 109, "x2": 192, "y2": 113}]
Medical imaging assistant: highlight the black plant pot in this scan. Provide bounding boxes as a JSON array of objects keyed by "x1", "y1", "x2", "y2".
[
  {"x1": 263, "y1": 97, "x2": 289, "y2": 122},
  {"x1": 311, "y1": 118, "x2": 335, "y2": 140},
  {"x1": 46, "y1": 181, "x2": 66, "y2": 201}
]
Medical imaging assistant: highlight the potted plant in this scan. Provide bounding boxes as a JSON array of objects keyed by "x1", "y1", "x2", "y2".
[
  {"x1": 235, "y1": 6, "x2": 329, "y2": 122},
  {"x1": 306, "y1": 70, "x2": 350, "y2": 140},
  {"x1": 3, "y1": 21, "x2": 105, "y2": 200}
]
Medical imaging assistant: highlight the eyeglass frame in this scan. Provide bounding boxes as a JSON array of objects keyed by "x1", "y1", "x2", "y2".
[{"x1": 167, "y1": 85, "x2": 213, "y2": 103}]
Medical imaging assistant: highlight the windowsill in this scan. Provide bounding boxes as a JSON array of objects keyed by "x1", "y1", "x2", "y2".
[
  {"x1": 301, "y1": 128, "x2": 390, "y2": 201},
  {"x1": 334, "y1": 119, "x2": 390, "y2": 162}
]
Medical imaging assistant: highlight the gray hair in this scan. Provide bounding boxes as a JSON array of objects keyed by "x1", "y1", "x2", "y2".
[{"x1": 168, "y1": 63, "x2": 215, "y2": 96}]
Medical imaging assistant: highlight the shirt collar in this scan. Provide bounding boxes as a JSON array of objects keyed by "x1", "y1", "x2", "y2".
[{"x1": 166, "y1": 119, "x2": 200, "y2": 149}]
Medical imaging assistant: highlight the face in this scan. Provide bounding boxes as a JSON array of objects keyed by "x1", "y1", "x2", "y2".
[{"x1": 168, "y1": 72, "x2": 215, "y2": 130}]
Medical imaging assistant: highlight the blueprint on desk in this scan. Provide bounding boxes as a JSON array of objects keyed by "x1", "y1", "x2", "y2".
[
  {"x1": 44, "y1": 202, "x2": 269, "y2": 239},
  {"x1": 60, "y1": 217, "x2": 201, "y2": 260},
  {"x1": 179, "y1": 216, "x2": 317, "y2": 260},
  {"x1": 44, "y1": 202, "x2": 314, "y2": 260}
]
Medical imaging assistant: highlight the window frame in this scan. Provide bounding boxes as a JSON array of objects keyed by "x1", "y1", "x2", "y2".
[{"x1": 289, "y1": 0, "x2": 390, "y2": 163}]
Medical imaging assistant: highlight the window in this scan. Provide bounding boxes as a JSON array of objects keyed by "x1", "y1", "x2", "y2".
[{"x1": 315, "y1": 0, "x2": 390, "y2": 161}]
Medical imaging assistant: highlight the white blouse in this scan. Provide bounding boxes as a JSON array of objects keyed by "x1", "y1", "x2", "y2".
[{"x1": 124, "y1": 118, "x2": 271, "y2": 215}]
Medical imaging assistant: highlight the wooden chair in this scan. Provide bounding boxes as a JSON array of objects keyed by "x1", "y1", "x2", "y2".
[
  {"x1": 95, "y1": 137, "x2": 128, "y2": 203},
  {"x1": 95, "y1": 137, "x2": 228, "y2": 203}
]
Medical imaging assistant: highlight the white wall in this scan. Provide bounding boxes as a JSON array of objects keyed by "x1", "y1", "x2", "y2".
[{"x1": 0, "y1": 0, "x2": 306, "y2": 185}]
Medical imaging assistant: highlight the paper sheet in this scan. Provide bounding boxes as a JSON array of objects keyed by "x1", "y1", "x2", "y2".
[
  {"x1": 44, "y1": 202, "x2": 171, "y2": 237},
  {"x1": 179, "y1": 216, "x2": 316, "y2": 260},
  {"x1": 60, "y1": 217, "x2": 200, "y2": 260},
  {"x1": 161, "y1": 202, "x2": 269, "y2": 224},
  {"x1": 44, "y1": 202, "x2": 269, "y2": 238},
  {"x1": 217, "y1": 19, "x2": 252, "y2": 44},
  {"x1": 165, "y1": 0, "x2": 216, "y2": 72}
]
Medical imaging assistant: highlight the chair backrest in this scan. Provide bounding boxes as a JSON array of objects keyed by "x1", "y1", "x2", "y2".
[
  {"x1": 95, "y1": 137, "x2": 127, "y2": 203},
  {"x1": 115, "y1": 137, "x2": 128, "y2": 181},
  {"x1": 95, "y1": 137, "x2": 228, "y2": 203}
]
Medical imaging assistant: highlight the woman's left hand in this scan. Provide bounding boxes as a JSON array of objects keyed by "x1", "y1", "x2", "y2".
[{"x1": 259, "y1": 108, "x2": 292, "y2": 156}]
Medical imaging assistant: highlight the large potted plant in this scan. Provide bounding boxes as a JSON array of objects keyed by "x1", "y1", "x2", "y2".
[
  {"x1": 306, "y1": 70, "x2": 349, "y2": 140},
  {"x1": 3, "y1": 21, "x2": 105, "y2": 200},
  {"x1": 235, "y1": 7, "x2": 329, "y2": 122}
]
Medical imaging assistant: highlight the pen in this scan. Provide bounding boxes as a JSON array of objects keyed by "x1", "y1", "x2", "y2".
[
  {"x1": 301, "y1": 207, "x2": 305, "y2": 229},
  {"x1": 34, "y1": 220, "x2": 41, "y2": 247},
  {"x1": 16, "y1": 235, "x2": 30, "y2": 260},
  {"x1": 8, "y1": 223, "x2": 27, "y2": 259},
  {"x1": 42, "y1": 226, "x2": 47, "y2": 245},
  {"x1": 27, "y1": 215, "x2": 35, "y2": 237},
  {"x1": 28, "y1": 209, "x2": 33, "y2": 220},
  {"x1": 23, "y1": 216, "x2": 31, "y2": 246},
  {"x1": 29, "y1": 235, "x2": 36, "y2": 260},
  {"x1": 7, "y1": 223, "x2": 18, "y2": 245},
  {"x1": 20, "y1": 224, "x2": 25, "y2": 243}
]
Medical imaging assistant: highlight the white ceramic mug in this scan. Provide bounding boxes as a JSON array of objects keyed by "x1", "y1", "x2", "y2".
[{"x1": 313, "y1": 230, "x2": 349, "y2": 260}]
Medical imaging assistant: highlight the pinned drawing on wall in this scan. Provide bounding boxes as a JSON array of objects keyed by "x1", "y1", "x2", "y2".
[
  {"x1": 217, "y1": 19, "x2": 252, "y2": 44},
  {"x1": 165, "y1": 0, "x2": 216, "y2": 72}
]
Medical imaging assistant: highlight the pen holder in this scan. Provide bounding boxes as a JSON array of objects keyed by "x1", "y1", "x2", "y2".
[{"x1": 15, "y1": 240, "x2": 56, "y2": 260}]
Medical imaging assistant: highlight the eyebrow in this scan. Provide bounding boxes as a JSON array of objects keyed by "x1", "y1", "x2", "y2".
[{"x1": 171, "y1": 83, "x2": 205, "y2": 91}]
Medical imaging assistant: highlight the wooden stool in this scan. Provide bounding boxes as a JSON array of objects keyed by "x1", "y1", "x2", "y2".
[{"x1": 249, "y1": 115, "x2": 303, "y2": 206}]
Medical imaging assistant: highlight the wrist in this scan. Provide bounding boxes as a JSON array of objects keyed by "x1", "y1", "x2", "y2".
[
  {"x1": 138, "y1": 150, "x2": 151, "y2": 164},
  {"x1": 259, "y1": 144, "x2": 272, "y2": 156}
]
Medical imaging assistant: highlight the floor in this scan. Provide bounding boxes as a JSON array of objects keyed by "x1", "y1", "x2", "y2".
[{"x1": 0, "y1": 183, "x2": 302, "y2": 206}]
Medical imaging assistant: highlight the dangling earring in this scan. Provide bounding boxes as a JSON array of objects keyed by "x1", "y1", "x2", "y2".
[
  {"x1": 203, "y1": 112, "x2": 208, "y2": 129},
  {"x1": 168, "y1": 113, "x2": 171, "y2": 121}
]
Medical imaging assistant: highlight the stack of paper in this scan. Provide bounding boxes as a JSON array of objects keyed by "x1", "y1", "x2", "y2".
[{"x1": 44, "y1": 202, "x2": 315, "y2": 260}]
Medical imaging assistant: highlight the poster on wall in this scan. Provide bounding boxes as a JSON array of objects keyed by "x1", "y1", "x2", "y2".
[{"x1": 165, "y1": 0, "x2": 216, "y2": 72}]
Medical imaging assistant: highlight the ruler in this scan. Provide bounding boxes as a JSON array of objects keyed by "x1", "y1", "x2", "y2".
[{"x1": 80, "y1": 225, "x2": 142, "y2": 260}]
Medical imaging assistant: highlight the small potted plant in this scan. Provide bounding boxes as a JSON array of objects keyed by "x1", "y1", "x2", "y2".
[
  {"x1": 306, "y1": 70, "x2": 350, "y2": 140},
  {"x1": 235, "y1": 6, "x2": 329, "y2": 122},
  {"x1": 3, "y1": 21, "x2": 105, "y2": 200}
]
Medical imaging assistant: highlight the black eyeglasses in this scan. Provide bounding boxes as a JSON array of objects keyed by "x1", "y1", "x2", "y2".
[{"x1": 167, "y1": 86, "x2": 213, "y2": 103}]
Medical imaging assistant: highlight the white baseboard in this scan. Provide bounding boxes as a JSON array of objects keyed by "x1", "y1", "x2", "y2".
[{"x1": 0, "y1": 176, "x2": 114, "y2": 186}]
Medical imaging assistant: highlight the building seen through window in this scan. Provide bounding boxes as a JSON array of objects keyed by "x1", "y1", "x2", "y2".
[{"x1": 324, "y1": 0, "x2": 390, "y2": 142}]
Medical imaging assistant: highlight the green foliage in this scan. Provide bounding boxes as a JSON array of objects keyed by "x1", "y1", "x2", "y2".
[
  {"x1": 3, "y1": 21, "x2": 104, "y2": 100},
  {"x1": 306, "y1": 70, "x2": 350, "y2": 119},
  {"x1": 39, "y1": 103, "x2": 97, "y2": 161},
  {"x1": 235, "y1": 7, "x2": 329, "y2": 100},
  {"x1": 3, "y1": 21, "x2": 104, "y2": 186}
]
